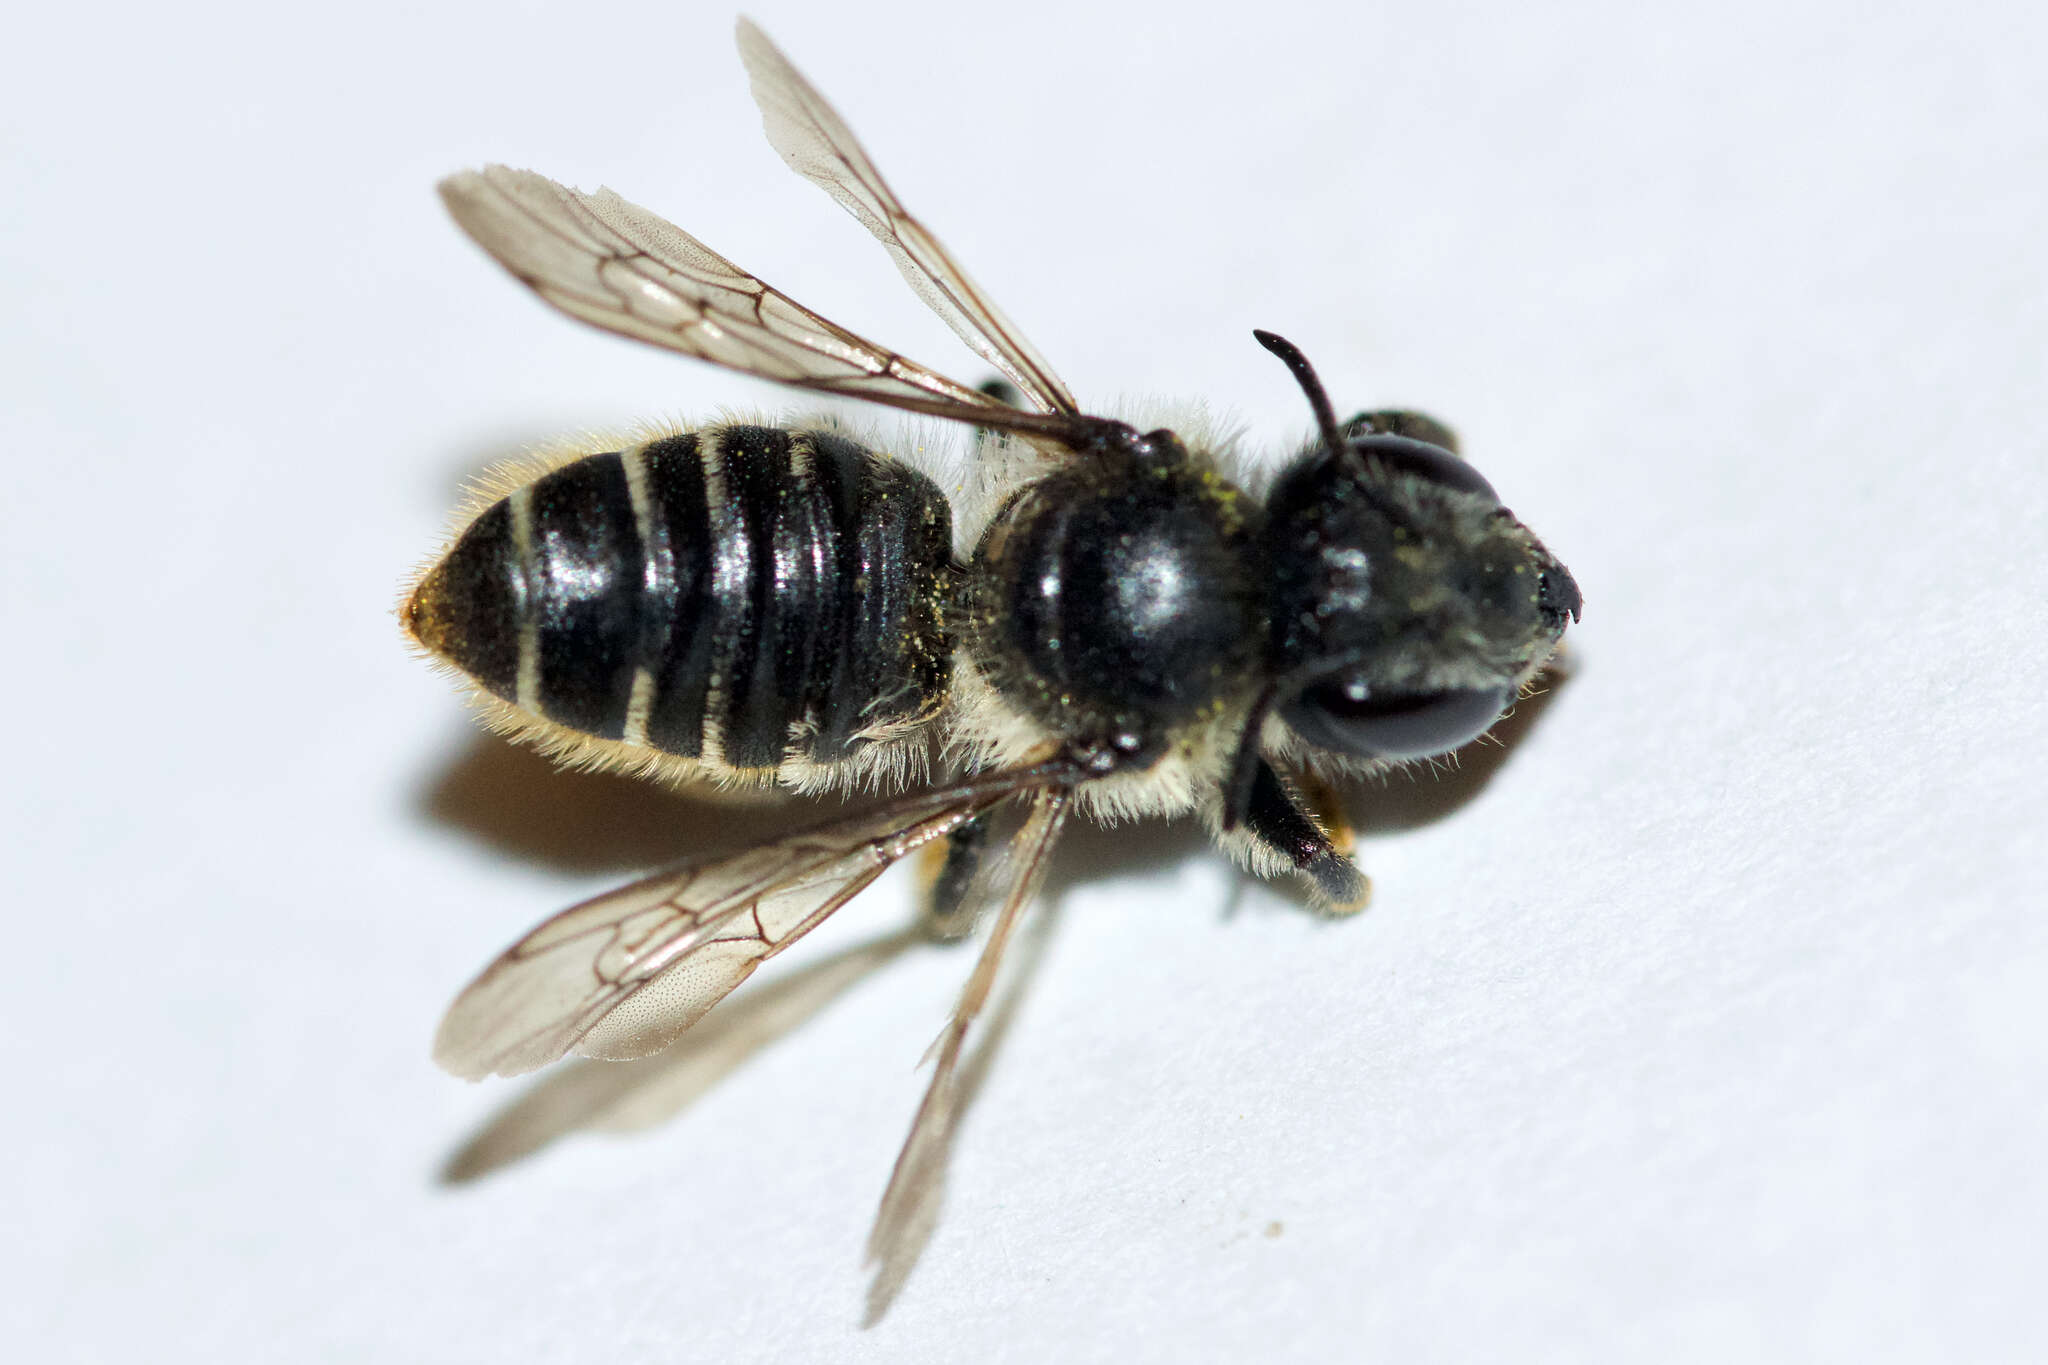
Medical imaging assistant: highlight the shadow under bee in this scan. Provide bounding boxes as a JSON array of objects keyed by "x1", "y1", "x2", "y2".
[
  {"x1": 427, "y1": 670, "x2": 1572, "y2": 1212},
  {"x1": 415, "y1": 731, "x2": 858, "y2": 875},
  {"x1": 417, "y1": 664, "x2": 1565, "y2": 904},
  {"x1": 1345, "y1": 665, "x2": 1574, "y2": 837},
  {"x1": 433, "y1": 878, "x2": 1063, "y2": 1324},
  {"x1": 426, "y1": 667, "x2": 1573, "y2": 1148},
  {"x1": 438, "y1": 926, "x2": 924, "y2": 1185}
]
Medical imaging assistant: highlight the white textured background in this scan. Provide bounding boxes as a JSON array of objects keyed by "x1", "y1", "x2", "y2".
[{"x1": 5, "y1": 1, "x2": 2042, "y2": 1360}]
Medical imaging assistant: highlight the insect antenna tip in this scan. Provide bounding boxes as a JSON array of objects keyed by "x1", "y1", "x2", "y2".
[{"x1": 1252, "y1": 329, "x2": 1346, "y2": 457}]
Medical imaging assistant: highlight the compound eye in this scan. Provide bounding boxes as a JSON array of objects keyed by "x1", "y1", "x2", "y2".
[
  {"x1": 1281, "y1": 677, "x2": 1511, "y2": 759},
  {"x1": 1349, "y1": 434, "x2": 1498, "y2": 500}
]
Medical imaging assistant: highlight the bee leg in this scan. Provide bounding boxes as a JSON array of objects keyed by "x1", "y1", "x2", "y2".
[
  {"x1": 1240, "y1": 759, "x2": 1371, "y2": 915},
  {"x1": 1342, "y1": 409, "x2": 1460, "y2": 455},
  {"x1": 916, "y1": 807, "x2": 1000, "y2": 943},
  {"x1": 1288, "y1": 767, "x2": 1357, "y2": 859}
]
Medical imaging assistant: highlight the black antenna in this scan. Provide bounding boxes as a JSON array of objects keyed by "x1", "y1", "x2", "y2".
[{"x1": 1253, "y1": 329, "x2": 1347, "y2": 456}]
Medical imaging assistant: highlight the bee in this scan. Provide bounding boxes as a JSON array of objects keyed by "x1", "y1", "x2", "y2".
[{"x1": 406, "y1": 18, "x2": 1580, "y2": 1302}]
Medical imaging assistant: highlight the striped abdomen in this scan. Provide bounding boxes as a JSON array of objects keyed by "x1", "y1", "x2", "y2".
[{"x1": 405, "y1": 424, "x2": 954, "y2": 774}]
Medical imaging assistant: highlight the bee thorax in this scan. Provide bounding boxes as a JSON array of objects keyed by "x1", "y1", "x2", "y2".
[{"x1": 964, "y1": 456, "x2": 1264, "y2": 767}]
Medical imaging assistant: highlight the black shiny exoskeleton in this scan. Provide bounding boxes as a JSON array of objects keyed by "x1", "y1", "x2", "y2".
[
  {"x1": 407, "y1": 425, "x2": 952, "y2": 772},
  {"x1": 967, "y1": 434, "x2": 1262, "y2": 770},
  {"x1": 406, "y1": 357, "x2": 1578, "y2": 909}
]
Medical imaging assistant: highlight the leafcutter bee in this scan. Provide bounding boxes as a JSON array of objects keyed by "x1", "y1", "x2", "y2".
[{"x1": 405, "y1": 18, "x2": 1581, "y2": 1306}]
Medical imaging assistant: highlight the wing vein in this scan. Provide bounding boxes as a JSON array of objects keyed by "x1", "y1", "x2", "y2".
[
  {"x1": 736, "y1": 18, "x2": 1081, "y2": 417},
  {"x1": 864, "y1": 788, "x2": 1072, "y2": 1314},
  {"x1": 433, "y1": 763, "x2": 1079, "y2": 1080}
]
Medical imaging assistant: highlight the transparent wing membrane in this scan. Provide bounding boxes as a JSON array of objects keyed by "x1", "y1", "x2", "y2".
[
  {"x1": 439, "y1": 166, "x2": 1024, "y2": 423},
  {"x1": 434, "y1": 769, "x2": 1069, "y2": 1081},
  {"x1": 737, "y1": 19, "x2": 1080, "y2": 417},
  {"x1": 866, "y1": 788, "x2": 1071, "y2": 1318}
]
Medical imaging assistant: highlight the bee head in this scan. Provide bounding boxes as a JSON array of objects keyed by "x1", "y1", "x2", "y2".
[{"x1": 1223, "y1": 333, "x2": 1580, "y2": 826}]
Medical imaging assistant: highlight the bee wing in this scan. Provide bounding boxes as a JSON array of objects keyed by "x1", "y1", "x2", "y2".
[
  {"x1": 737, "y1": 19, "x2": 1082, "y2": 419},
  {"x1": 866, "y1": 787, "x2": 1071, "y2": 1318},
  {"x1": 433, "y1": 770, "x2": 1067, "y2": 1082},
  {"x1": 440, "y1": 167, "x2": 1090, "y2": 442}
]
